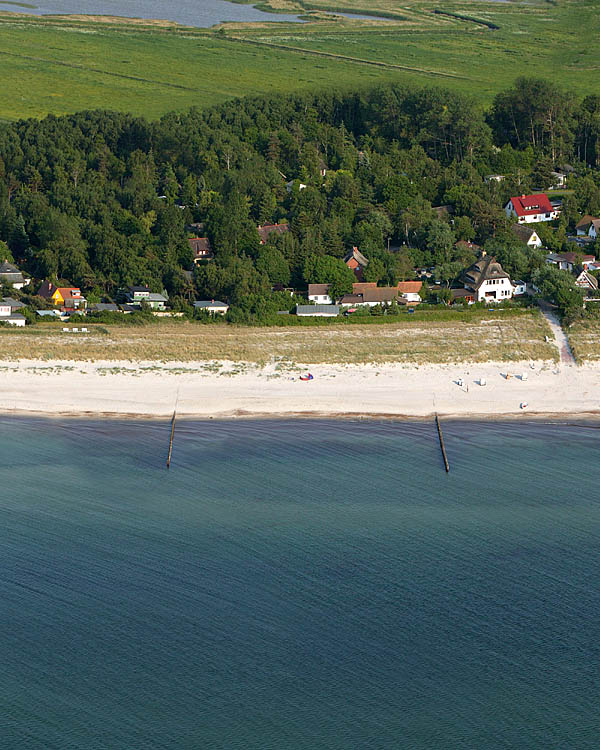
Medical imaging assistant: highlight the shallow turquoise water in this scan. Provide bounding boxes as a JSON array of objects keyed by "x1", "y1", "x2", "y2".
[{"x1": 1, "y1": 418, "x2": 599, "y2": 748}]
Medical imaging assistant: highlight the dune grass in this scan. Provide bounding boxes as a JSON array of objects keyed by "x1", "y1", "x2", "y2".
[
  {"x1": 0, "y1": 311, "x2": 556, "y2": 364},
  {"x1": 566, "y1": 319, "x2": 600, "y2": 363}
]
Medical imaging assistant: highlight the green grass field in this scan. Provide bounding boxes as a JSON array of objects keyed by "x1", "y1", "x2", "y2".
[{"x1": 0, "y1": 0, "x2": 595, "y2": 120}]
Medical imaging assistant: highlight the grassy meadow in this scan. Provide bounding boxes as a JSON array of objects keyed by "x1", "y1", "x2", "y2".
[
  {"x1": 0, "y1": 0, "x2": 595, "y2": 120},
  {"x1": 0, "y1": 310, "x2": 556, "y2": 363}
]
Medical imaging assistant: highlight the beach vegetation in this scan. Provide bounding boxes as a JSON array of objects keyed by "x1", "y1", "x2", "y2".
[{"x1": 0, "y1": 307, "x2": 556, "y2": 364}]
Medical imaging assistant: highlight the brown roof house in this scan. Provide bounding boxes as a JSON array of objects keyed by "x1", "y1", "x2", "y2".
[
  {"x1": 343, "y1": 247, "x2": 369, "y2": 280},
  {"x1": 546, "y1": 252, "x2": 596, "y2": 272},
  {"x1": 575, "y1": 215, "x2": 599, "y2": 236},
  {"x1": 257, "y1": 223, "x2": 289, "y2": 245},
  {"x1": 459, "y1": 254, "x2": 514, "y2": 303},
  {"x1": 511, "y1": 224, "x2": 543, "y2": 249},
  {"x1": 188, "y1": 237, "x2": 214, "y2": 264}
]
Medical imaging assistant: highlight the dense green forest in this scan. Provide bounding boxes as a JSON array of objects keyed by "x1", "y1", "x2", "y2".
[{"x1": 1, "y1": 77, "x2": 599, "y2": 317}]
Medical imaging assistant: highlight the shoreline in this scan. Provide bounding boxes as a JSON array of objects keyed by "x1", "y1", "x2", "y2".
[
  {"x1": 1, "y1": 358, "x2": 599, "y2": 421},
  {"x1": 2, "y1": 409, "x2": 600, "y2": 424}
]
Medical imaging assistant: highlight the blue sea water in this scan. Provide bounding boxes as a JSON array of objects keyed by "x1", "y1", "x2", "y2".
[{"x1": 1, "y1": 417, "x2": 600, "y2": 749}]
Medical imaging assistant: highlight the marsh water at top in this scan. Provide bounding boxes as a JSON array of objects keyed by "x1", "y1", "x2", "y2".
[
  {"x1": 2, "y1": 417, "x2": 600, "y2": 749},
  {"x1": 0, "y1": 0, "x2": 387, "y2": 25}
]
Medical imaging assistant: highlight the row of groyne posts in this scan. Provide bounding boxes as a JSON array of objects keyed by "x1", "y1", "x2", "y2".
[
  {"x1": 435, "y1": 413, "x2": 450, "y2": 473},
  {"x1": 165, "y1": 409, "x2": 450, "y2": 472}
]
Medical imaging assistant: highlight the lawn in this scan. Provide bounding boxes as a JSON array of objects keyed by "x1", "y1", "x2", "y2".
[
  {"x1": 235, "y1": 0, "x2": 598, "y2": 103},
  {"x1": 0, "y1": 311, "x2": 556, "y2": 363},
  {"x1": 0, "y1": 20, "x2": 403, "y2": 120},
  {"x1": 0, "y1": 0, "x2": 594, "y2": 120}
]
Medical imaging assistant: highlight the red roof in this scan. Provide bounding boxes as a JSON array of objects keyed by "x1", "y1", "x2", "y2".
[
  {"x1": 557, "y1": 252, "x2": 595, "y2": 264},
  {"x1": 397, "y1": 281, "x2": 422, "y2": 294},
  {"x1": 509, "y1": 194, "x2": 553, "y2": 217},
  {"x1": 351, "y1": 282, "x2": 377, "y2": 293}
]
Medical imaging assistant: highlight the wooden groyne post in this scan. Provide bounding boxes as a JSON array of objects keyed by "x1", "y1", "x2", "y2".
[
  {"x1": 166, "y1": 410, "x2": 177, "y2": 469},
  {"x1": 435, "y1": 414, "x2": 450, "y2": 473}
]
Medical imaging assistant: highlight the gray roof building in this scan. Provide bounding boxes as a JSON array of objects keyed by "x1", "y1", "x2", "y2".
[
  {"x1": 89, "y1": 303, "x2": 120, "y2": 313},
  {"x1": 194, "y1": 300, "x2": 229, "y2": 311},
  {"x1": 296, "y1": 304, "x2": 340, "y2": 317},
  {"x1": 0, "y1": 260, "x2": 25, "y2": 286},
  {"x1": 2, "y1": 297, "x2": 25, "y2": 311}
]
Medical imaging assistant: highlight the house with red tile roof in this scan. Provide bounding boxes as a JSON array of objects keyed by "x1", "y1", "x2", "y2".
[
  {"x1": 38, "y1": 281, "x2": 87, "y2": 311},
  {"x1": 343, "y1": 247, "x2": 369, "y2": 280},
  {"x1": 397, "y1": 281, "x2": 423, "y2": 295},
  {"x1": 505, "y1": 194, "x2": 560, "y2": 224}
]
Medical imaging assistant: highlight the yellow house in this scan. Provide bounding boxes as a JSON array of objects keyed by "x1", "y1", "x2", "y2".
[{"x1": 38, "y1": 281, "x2": 86, "y2": 310}]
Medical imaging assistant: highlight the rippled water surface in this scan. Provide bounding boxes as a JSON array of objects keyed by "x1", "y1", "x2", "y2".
[
  {"x1": 1, "y1": 418, "x2": 599, "y2": 748},
  {"x1": 0, "y1": 0, "x2": 304, "y2": 25}
]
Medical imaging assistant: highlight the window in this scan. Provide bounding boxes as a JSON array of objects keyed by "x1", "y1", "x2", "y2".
[{"x1": 545, "y1": 213, "x2": 550, "y2": 218}]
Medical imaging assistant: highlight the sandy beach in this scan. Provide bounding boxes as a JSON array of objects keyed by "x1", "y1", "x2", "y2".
[{"x1": 0, "y1": 358, "x2": 598, "y2": 420}]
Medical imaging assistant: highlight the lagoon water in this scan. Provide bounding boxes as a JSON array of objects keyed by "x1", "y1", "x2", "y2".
[
  {"x1": 0, "y1": 0, "x2": 386, "y2": 26},
  {"x1": 2, "y1": 417, "x2": 600, "y2": 748},
  {"x1": 0, "y1": 0, "x2": 305, "y2": 25}
]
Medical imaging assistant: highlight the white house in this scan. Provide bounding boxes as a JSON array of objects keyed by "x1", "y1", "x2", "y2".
[
  {"x1": 546, "y1": 252, "x2": 596, "y2": 272},
  {"x1": 575, "y1": 215, "x2": 598, "y2": 236},
  {"x1": 126, "y1": 287, "x2": 167, "y2": 310},
  {"x1": 510, "y1": 223, "x2": 543, "y2": 249},
  {"x1": 589, "y1": 219, "x2": 600, "y2": 240},
  {"x1": 286, "y1": 180, "x2": 307, "y2": 193},
  {"x1": 0, "y1": 260, "x2": 26, "y2": 290},
  {"x1": 505, "y1": 194, "x2": 559, "y2": 224},
  {"x1": 460, "y1": 254, "x2": 514, "y2": 303},
  {"x1": 548, "y1": 171, "x2": 567, "y2": 189},
  {"x1": 512, "y1": 280, "x2": 527, "y2": 296},
  {"x1": 0, "y1": 301, "x2": 25, "y2": 326},
  {"x1": 296, "y1": 304, "x2": 339, "y2": 317},
  {"x1": 574, "y1": 267, "x2": 598, "y2": 291},
  {"x1": 194, "y1": 300, "x2": 229, "y2": 315},
  {"x1": 307, "y1": 284, "x2": 333, "y2": 305}
]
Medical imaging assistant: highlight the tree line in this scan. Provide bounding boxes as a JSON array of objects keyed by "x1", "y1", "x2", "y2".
[{"x1": 0, "y1": 77, "x2": 599, "y2": 318}]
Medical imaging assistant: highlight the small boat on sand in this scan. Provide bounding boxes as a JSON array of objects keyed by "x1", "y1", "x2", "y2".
[{"x1": 300, "y1": 373, "x2": 314, "y2": 381}]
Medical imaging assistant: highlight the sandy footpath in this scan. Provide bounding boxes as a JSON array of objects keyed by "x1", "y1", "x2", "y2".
[{"x1": 0, "y1": 359, "x2": 599, "y2": 420}]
